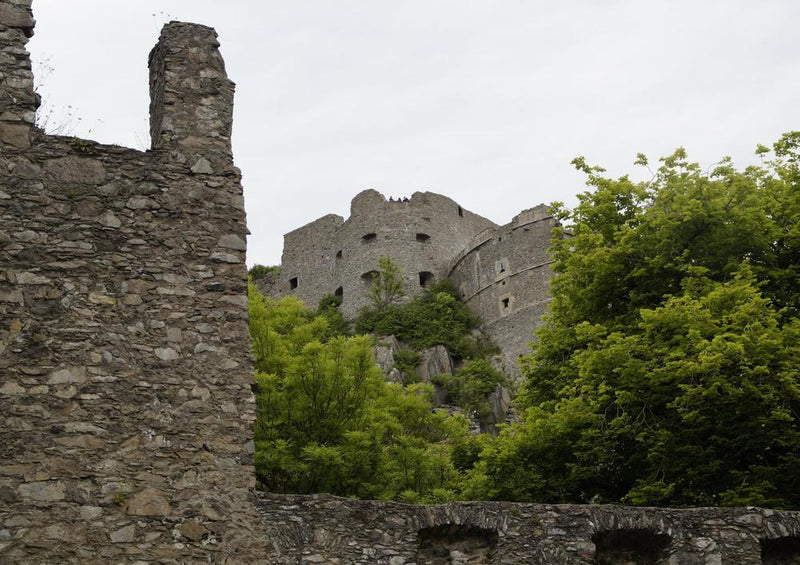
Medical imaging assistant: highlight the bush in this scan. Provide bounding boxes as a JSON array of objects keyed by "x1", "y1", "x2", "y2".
[{"x1": 249, "y1": 264, "x2": 281, "y2": 280}]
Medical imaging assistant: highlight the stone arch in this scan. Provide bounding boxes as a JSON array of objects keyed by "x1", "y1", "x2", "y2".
[
  {"x1": 761, "y1": 536, "x2": 800, "y2": 564},
  {"x1": 417, "y1": 524, "x2": 498, "y2": 564},
  {"x1": 592, "y1": 529, "x2": 671, "y2": 564}
]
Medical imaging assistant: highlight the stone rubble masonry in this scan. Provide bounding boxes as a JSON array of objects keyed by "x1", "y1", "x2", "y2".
[
  {"x1": 4, "y1": 3, "x2": 800, "y2": 564},
  {"x1": 264, "y1": 191, "x2": 557, "y2": 379},
  {"x1": 256, "y1": 492, "x2": 800, "y2": 564},
  {"x1": 0, "y1": 2, "x2": 267, "y2": 563}
]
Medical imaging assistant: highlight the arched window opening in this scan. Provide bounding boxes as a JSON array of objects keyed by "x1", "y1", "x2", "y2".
[
  {"x1": 419, "y1": 271, "x2": 435, "y2": 287},
  {"x1": 416, "y1": 233, "x2": 431, "y2": 242},
  {"x1": 762, "y1": 536, "x2": 800, "y2": 564},
  {"x1": 289, "y1": 277, "x2": 298, "y2": 290},
  {"x1": 334, "y1": 286, "x2": 343, "y2": 301},
  {"x1": 362, "y1": 233, "x2": 377, "y2": 243},
  {"x1": 335, "y1": 250, "x2": 342, "y2": 259}
]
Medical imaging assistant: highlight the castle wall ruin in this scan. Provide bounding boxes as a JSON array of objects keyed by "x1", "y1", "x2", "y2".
[
  {"x1": 256, "y1": 492, "x2": 800, "y2": 564},
  {"x1": 448, "y1": 204, "x2": 556, "y2": 376},
  {"x1": 0, "y1": 4, "x2": 266, "y2": 562},
  {"x1": 268, "y1": 191, "x2": 557, "y2": 377},
  {"x1": 271, "y1": 189, "x2": 497, "y2": 320}
]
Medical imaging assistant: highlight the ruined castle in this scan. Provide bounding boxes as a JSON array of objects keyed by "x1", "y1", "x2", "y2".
[
  {"x1": 3, "y1": 2, "x2": 800, "y2": 562},
  {"x1": 265, "y1": 189, "x2": 556, "y2": 375}
]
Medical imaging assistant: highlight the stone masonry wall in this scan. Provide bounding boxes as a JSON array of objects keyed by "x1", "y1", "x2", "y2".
[
  {"x1": 448, "y1": 204, "x2": 556, "y2": 378},
  {"x1": 0, "y1": 4, "x2": 267, "y2": 563},
  {"x1": 256, "y1": 492, "x2": 800, "y2": 564},
  {"x1": 270, "y1": 189, "x2": 497, "y2": 320}
]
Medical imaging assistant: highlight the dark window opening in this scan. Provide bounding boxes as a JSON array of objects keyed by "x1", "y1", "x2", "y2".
[
  {"x1": 335, "y1": 250, "x2": 342, "y2": 259},
  {"x1": 762, "y1": 536, "x2": 800, "y2": 564},
  {"x1": 361, "y1": 271, "x2": 378, "y2": 283},
  {"x1": 417, "y1": 524, "x2": 498, "y2": 565},
  {"x1": 457, "y1": 206, "x2": 464, "y2": 217},
  {"x1": 419, "y1": 271, "x2": 435, "y2": 287},
  {"x1": 499, "y1": 262, "x2": 506, "y2": 273},
  {"x1": 416, "y1": 233, "x2": 431, "y2": 242},
  {"x1": 289, "y1": 277, "x2": 298, "y2": 290},
  {"x1": 334, "y1": 286, "x2": 343, "y2": 301},
  {"x1": 592, "y1": 529, "x2": 671, "y2": 565},
  {"x1": 362, "y1": 233, "x2": 377, "y2": 242},
  {"x1": 501, "y1": 298, "x2": 510, "y2": 309}
]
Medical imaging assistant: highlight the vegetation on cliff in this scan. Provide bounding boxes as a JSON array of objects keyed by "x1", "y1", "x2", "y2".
[{"x1": 249, "y1": 289, "x2": 468, "y2": 501}]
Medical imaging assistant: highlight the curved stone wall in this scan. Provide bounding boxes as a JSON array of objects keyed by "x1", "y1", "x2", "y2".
[{"x1": 448, "y1": 204, "x2": 556, "y2": 376}]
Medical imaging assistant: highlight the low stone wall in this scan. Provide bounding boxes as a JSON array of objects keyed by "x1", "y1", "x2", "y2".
[{"x1": 255, "y1": 493, "x2": 800, "y2": 564}]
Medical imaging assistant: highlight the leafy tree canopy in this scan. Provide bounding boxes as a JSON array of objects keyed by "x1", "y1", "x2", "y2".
[
  {"x1": 466, "y1": 132, "x2": 800, "y2": 508},
  {"x1": 249, "y1": 285, "x2": 470, "y2": 501}
]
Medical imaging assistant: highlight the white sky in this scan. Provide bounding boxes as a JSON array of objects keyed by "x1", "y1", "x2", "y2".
[{"x1": 27, "y1": 0, "x2": 800, "y2": 266}]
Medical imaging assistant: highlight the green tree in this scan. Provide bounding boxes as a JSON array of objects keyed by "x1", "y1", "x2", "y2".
[
  {"x1": 367, "y1": 256, "x2": 406, "y2": 310},
  {"x1": 467, "y1": 133, "x2": 800, "y2": 508},
  {"x1": 249, "y1": 285, "x2": 469, "y2": 501}
]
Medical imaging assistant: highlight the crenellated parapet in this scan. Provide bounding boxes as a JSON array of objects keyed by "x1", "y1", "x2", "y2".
[{"x1": 268, "y1": 189, "x2": 497, "y2": 320}]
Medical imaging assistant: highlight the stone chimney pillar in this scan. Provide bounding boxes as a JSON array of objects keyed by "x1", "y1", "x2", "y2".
[
  {"x1": 0, "y1": 0, "x2": 36, "y2": 150},
  {"x1": 148, "y1": 21, "x2": 235, "y2": 173}
]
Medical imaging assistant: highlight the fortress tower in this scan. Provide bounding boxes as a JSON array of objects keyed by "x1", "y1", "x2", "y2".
[
  {"x1": 268, "y1": 189, "x2": 497, "y2": 320},
  {"x1": 266, "y1": 190, "x2": 558, "y2": 376}
]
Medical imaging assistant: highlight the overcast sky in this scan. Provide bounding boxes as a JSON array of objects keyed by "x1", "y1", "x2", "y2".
[{"x1": 27, "y1": 1, "x2": 800, "y2": 266}]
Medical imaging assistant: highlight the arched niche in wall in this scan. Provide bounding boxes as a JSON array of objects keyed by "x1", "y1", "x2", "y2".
[
  {"x1": 761, "y1": 536, "x2": 800, "y2": 564},
  {"x1": 416, "y1": 233, "x2": 431, "y2": 242},
  {"x1": 361, "y1": 271, "x2": 378, "y2": 285},
  {"x1": 419, "y1": 271, "x2": 435, "y2": 287},
  {"x1": 592, "y1": 529, "x2": 671, "y2": 564},
  {"x1": 362, "y1": 233, "x2": 377, "y2": 243},
  {"x1": 416, "y1": 524, "x2": 498, "y2": 565},
  {"x1": 334, "y1": 286, "x2": 343, "y2": 301}
]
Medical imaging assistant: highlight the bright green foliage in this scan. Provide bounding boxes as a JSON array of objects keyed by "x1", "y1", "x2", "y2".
[
  {"x1": 249, "y1": 285, "x2": 469, "y2": 501},
  {"x1": 467, "y1": 133, "x2": 800, "y2": 508}
]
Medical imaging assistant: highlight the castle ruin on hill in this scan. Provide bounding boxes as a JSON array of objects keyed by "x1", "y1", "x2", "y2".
[
  {"x1": 264, "y1": 189, "x2": 556, "y2": 376},
  {"x1": 3, "y1": 2, "x2": 800, "y2": 562}
]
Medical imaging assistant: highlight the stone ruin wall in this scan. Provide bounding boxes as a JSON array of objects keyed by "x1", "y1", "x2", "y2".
[
  {"x1": 257, "y1": 492, "x2": 800, "y2": 564},
  {"x1": 448, "y1": 204, "x2": 556, "y2": 378},
  {"x1": 5, "y1": 3, "x2": 800, "y2": 564},
  {"x1": 270, "y1": 188, "x2": 497, "y2": 320},
  {"x1": 0, "y1": 3, "x2": 267, "y2": 562}
]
